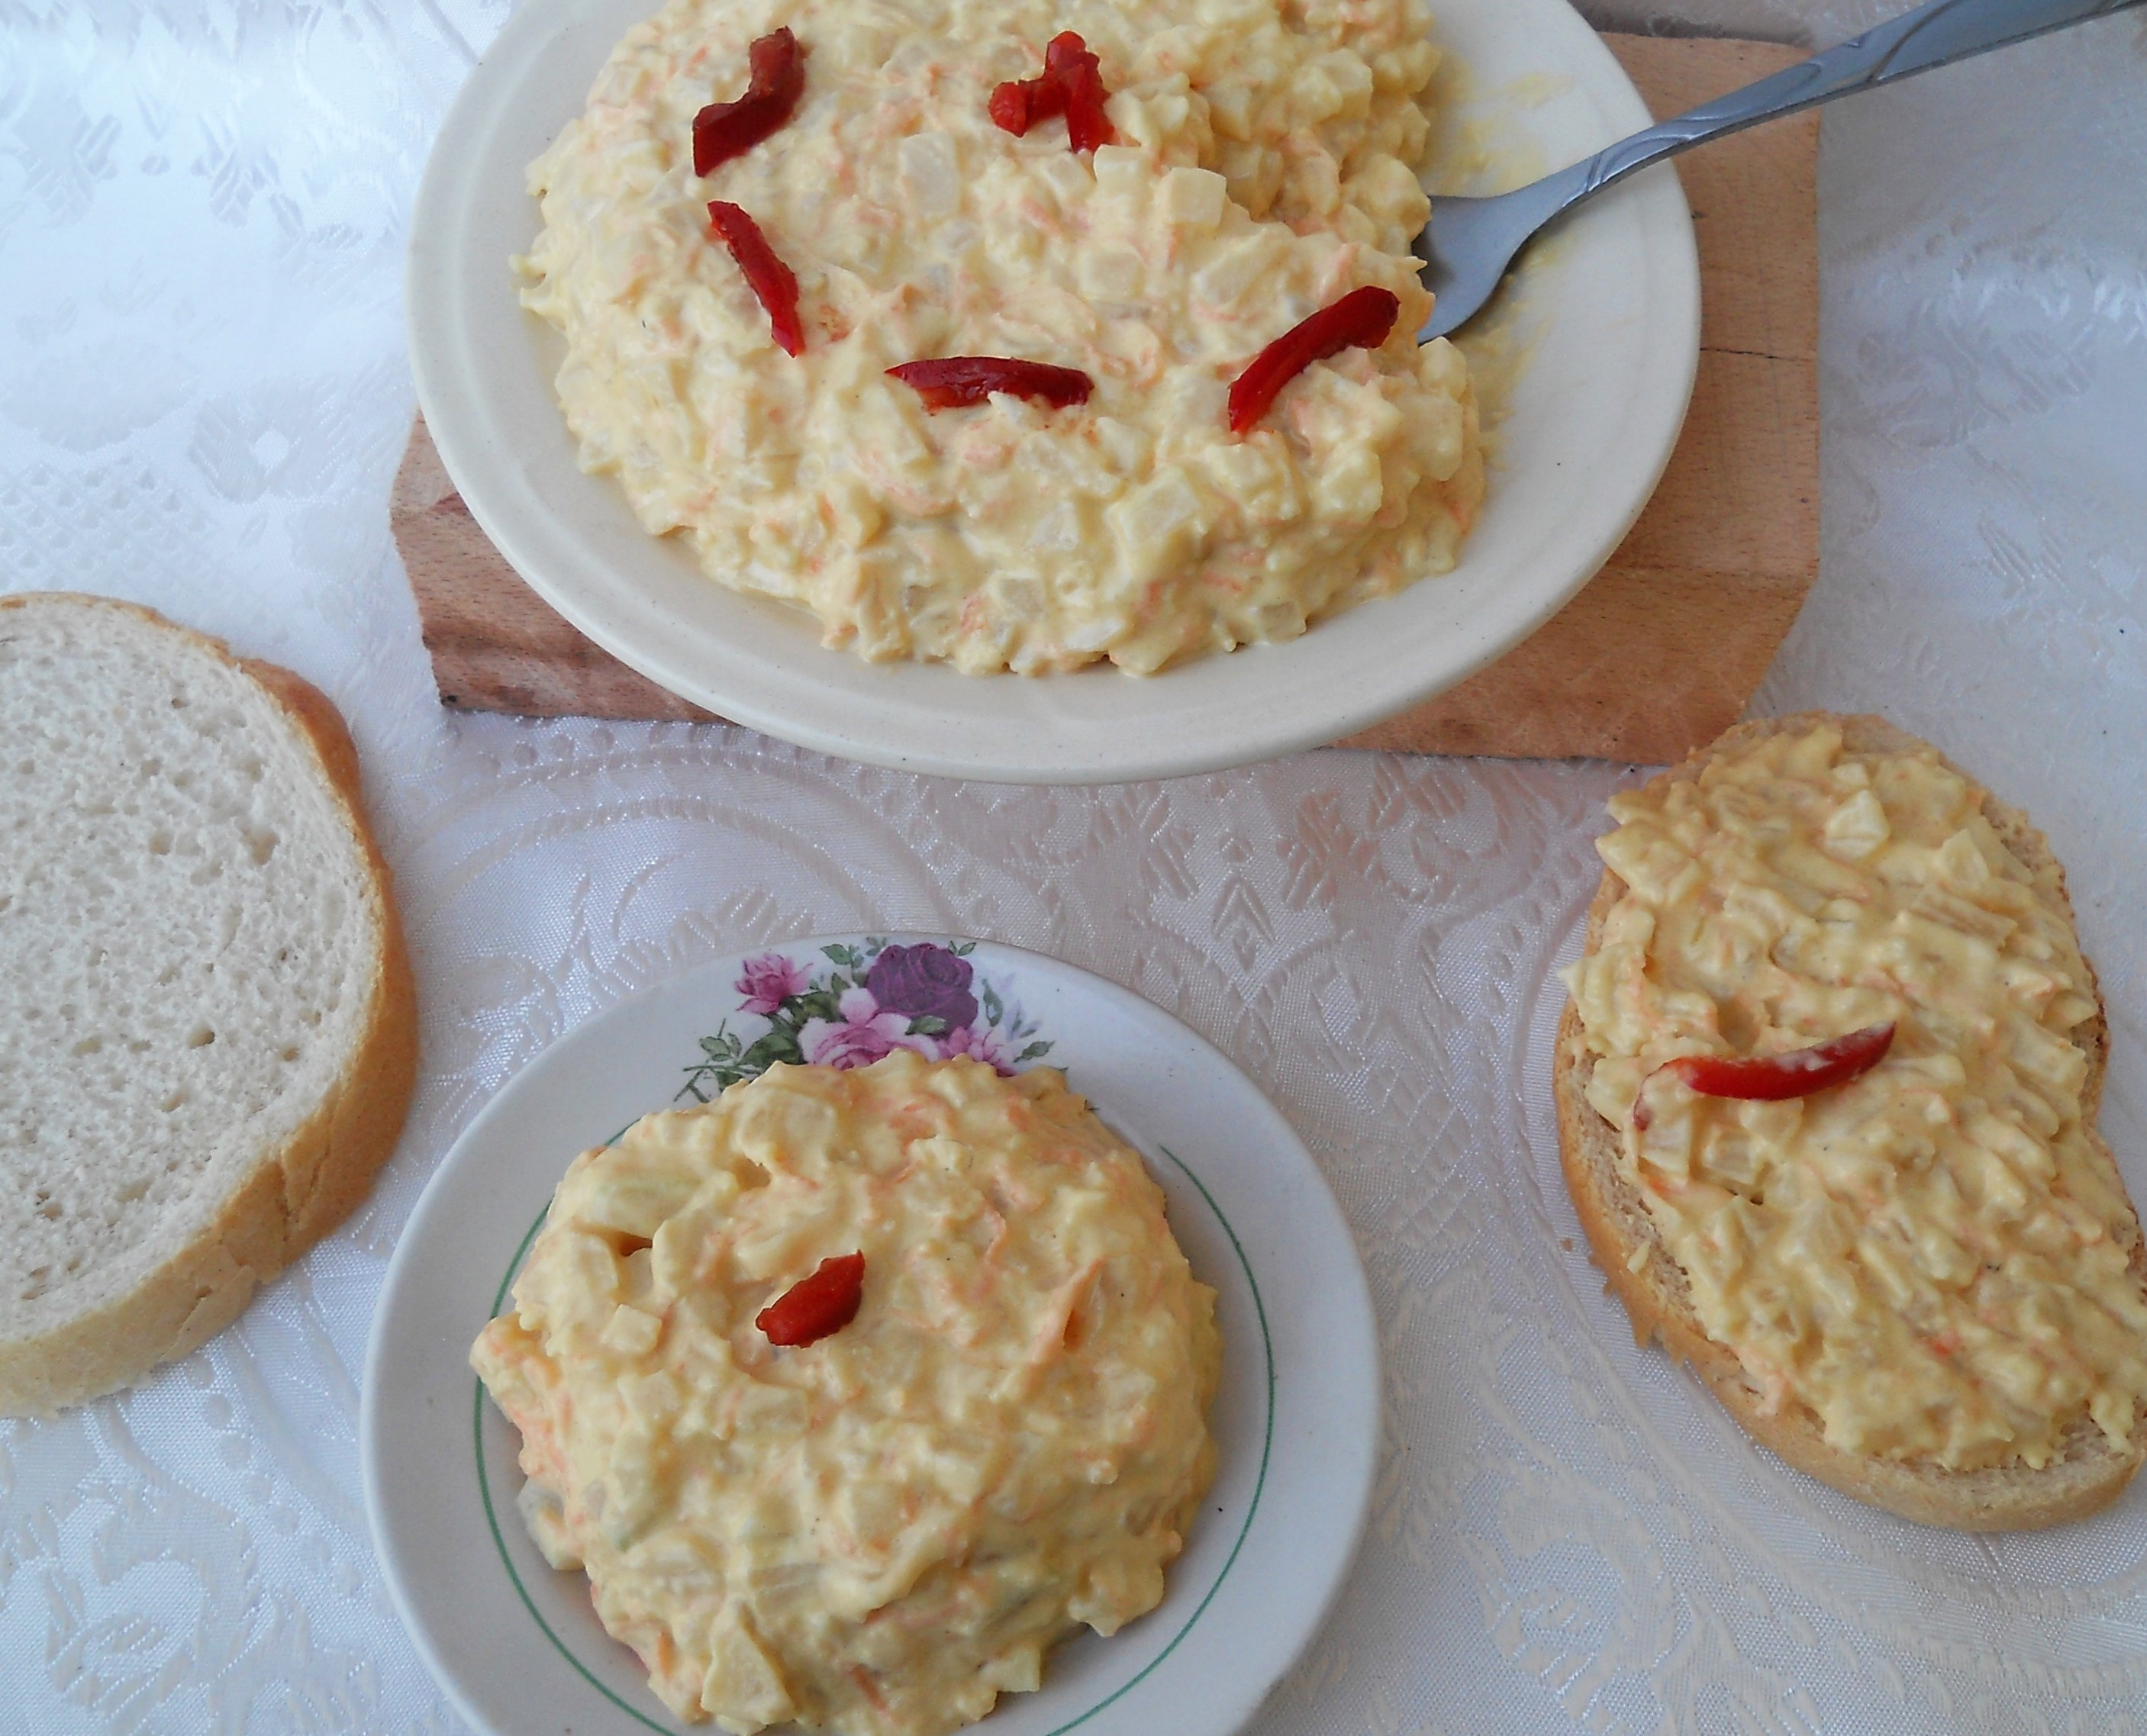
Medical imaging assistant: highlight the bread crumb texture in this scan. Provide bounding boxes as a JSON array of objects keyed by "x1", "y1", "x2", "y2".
[
  {"x1": 1563, "y1": 718, "x2": 2147, "y2": 1475},
  {"x1": 0, "y1": 594, "x2": 413, "y2": 1413}
]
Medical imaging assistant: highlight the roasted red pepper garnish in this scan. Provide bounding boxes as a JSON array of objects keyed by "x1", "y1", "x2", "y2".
[
  {"x1": 1631, "y1": 1023, "x2": 1897, "y2": 1131},
  {"x1": 1048, "y1": 32, "x2": 1117, "y2": 153},
  {"x1": 757, "y1": 1251, "x2": 866, "y2": 1347},
  {"x1": 988, "y1": 31, "x2": 1115, "y2": 152},
  {"x1": 708, "y1": 201, "x2": 804, "y2": 356},
  {"x1": 887, "y1": 356, "x2": 1094, "y2": 410},
  {"x1": 988, "y1": 68, "x2": 1065, "y2": 135},
  {"x1": 692, "y1": 27, "x2": 806, "y2": 177},
  {"x1": 1227, "y1": 285, "x2": 1401, "y2": 435}
]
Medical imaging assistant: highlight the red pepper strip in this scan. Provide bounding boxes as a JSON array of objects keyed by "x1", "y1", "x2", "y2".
[
  {"x1": 1043, "y1": 32, "x2": 1098, "y2": 79},
  {"x1": 988, "y1": 70, "x2": 1065, "y2": 135},
  {"x1": 708, "y1": 201, "x2": 804, "y2": 356},
  {"x1": 757, "y1": 1252, "x2": 866, "y2": 1347},
  {"x1": 887, "y1": 356, "x2": 1093, "y2": 410},
  {"x1": 1226, "y1": 285, "x2": 1401, "y2": 434},
  {"x1": 987, "y1": 31, "x2": 1112, "y2": 150},
  {"x1": 1046, "y1": 31, "x2": 1116, "y2": 152},
  {"x1": 1633, "y1": 1023, "x2": 1896, "y2": 1131},
  {"x1": 692, "y1": 27, "x2": 805, "y2": 176}
]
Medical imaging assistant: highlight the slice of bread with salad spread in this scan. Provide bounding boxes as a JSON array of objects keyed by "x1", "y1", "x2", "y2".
[{"x1": 1556, "y1": 711, "x2": 2147, "y2": 1528}]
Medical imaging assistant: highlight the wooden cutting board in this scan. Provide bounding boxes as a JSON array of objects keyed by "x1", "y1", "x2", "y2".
[{"x1": 395, "y1": 32, "x2": 1817, "y2": 765}]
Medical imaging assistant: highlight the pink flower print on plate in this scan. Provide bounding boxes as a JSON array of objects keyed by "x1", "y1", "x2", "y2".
[
  {"x1": 735, "y1": 952, "x2": 810, "y2": 1017},
  {"x1": 679, "y1": 938, "x2": 1054, "y2": 1103},
  {"x1": 940, "y1": 1023, "x2": 1018, "y2": 1076},
  {"x1": 799, "y1": 986, "x2": 937, "y2": 1070}
]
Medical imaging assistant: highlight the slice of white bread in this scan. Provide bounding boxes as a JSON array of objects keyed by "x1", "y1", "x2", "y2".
[
  {"x1": 1555, "y1": 711, "x2": 2144, "y2": 1529},
  {"x1": 0, "y1": 593, "x2": 417, "y2": 1416}
]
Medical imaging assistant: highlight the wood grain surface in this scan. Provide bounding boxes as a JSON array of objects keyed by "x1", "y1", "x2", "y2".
[{"x1": 395, "y1": 31, "x2": 1818, "y2": 762}]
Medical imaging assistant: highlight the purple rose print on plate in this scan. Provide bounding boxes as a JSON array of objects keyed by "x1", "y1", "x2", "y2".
[
  {"x1": 864, "y1": 943, "x2": 979, "y2": 1033},
  {"x1": 680, "y1": 937, "x2": 1053, "y2": 1103}
]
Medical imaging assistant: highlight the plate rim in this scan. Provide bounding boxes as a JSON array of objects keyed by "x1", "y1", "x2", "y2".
[
  {"x1": 361, "y1": 932, "x2": 1378, "y2": 1736},
  {"x1": 405, "y1": 0, "x2": 1699, "y2": 784}
]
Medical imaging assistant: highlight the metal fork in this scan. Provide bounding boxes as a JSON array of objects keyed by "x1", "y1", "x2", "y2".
[{"x1": 1415, "y1": 0, "x2": 2144, "y2": 342}]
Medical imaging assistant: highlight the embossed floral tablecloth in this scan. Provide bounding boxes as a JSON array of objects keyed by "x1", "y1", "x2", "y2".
[{"x1": 3, "y1": 1, "x2": 2146, "y2": 1731}]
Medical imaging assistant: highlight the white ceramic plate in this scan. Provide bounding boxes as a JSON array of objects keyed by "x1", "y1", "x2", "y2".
[
  {"x1": 363, "y1": 935, "x2": 1378, "y2": 1736},
  {"x1": 407, "y1": 0, "x2": 1697, "y2": 784}
]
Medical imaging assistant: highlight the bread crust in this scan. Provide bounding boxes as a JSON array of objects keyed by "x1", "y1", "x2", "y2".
[
  {"x1": 1555, "y1": 710, "x2": 2143, "y2": 1529},
  {"x1": 0, "y1": 593, "x2": 418, "y2": 1416}
]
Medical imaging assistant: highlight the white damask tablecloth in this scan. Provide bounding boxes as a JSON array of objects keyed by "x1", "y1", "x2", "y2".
[{"x1": 2, "y1": 1, "x2": 2145, "y2": 1731}]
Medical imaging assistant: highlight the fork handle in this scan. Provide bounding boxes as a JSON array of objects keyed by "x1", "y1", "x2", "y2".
[{"x1": 1558, "y1": 0, "x2": 2143, "y2": 205}]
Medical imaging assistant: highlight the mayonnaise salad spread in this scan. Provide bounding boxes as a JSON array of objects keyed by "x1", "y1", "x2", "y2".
[
  {"x1": 1562, "y1": 723, "x2": 2147, "y2": 1471},
  {"x1": 471, "y1": 1052, "x2": 1220, "y2": 1736},
  {"x1": 517, "y1": 0, "x2": 1482, "y2": 674}
]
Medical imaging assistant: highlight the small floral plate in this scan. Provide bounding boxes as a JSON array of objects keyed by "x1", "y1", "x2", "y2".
[{"x1": 363, "y1": 935, "x2": 1378, "y2": 1736}]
